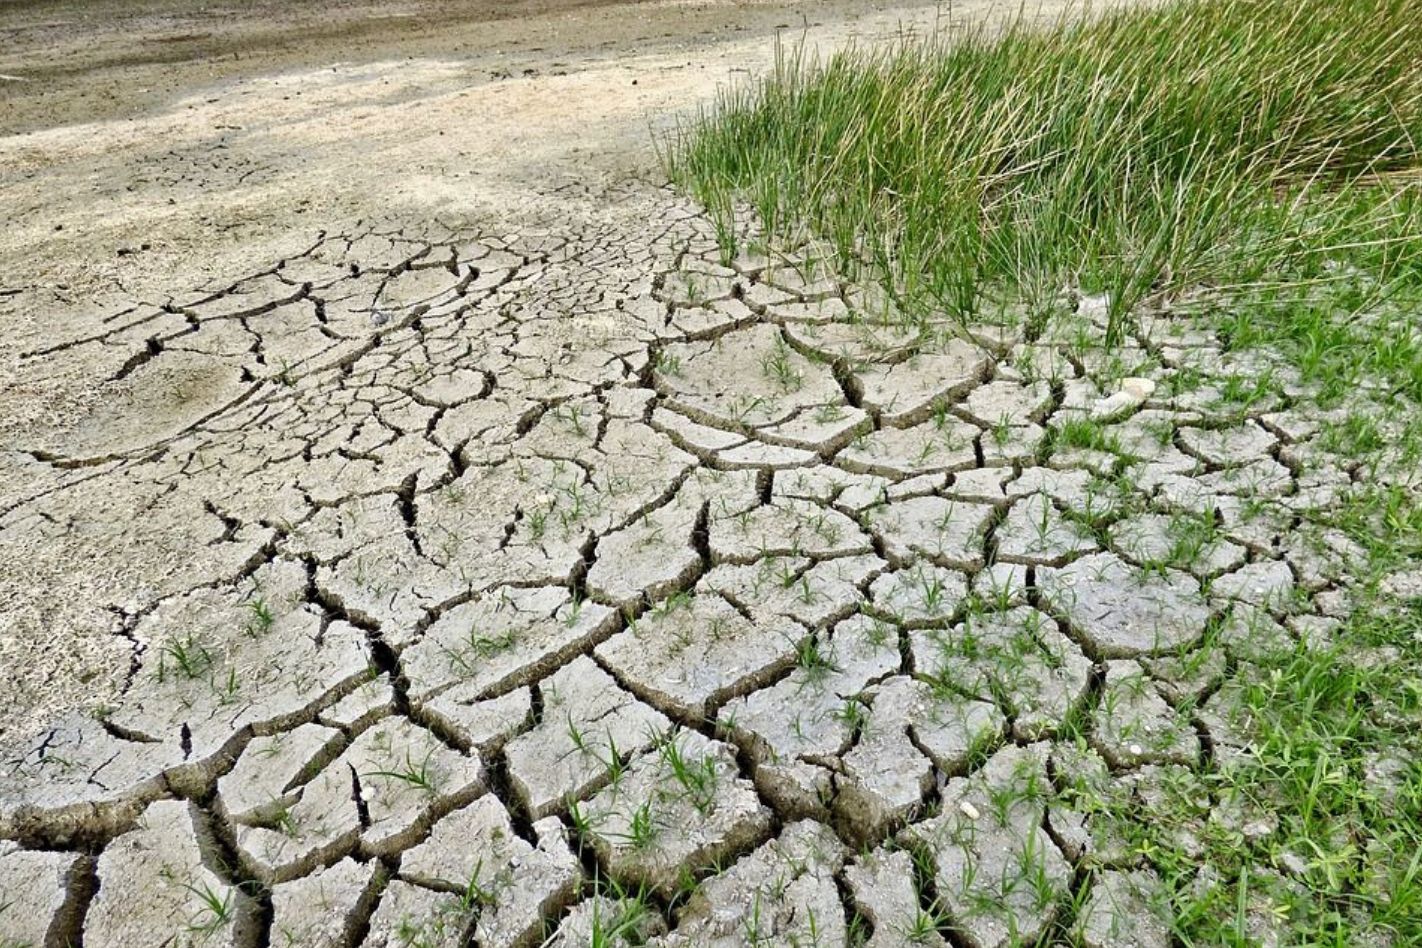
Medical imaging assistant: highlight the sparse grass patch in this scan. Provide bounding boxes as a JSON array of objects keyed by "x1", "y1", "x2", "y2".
[
  {"x1": 1056, "y1": 479, "x2": 1422, "y2": 944},
  {"x1": 1147, "y1": 595, "x2": 1422, "y2": 944}
]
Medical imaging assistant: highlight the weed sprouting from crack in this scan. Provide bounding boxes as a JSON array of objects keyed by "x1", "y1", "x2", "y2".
[
  {"x1": 654, "y1": 735, "x2": 719, "y2": 815},
  {"x1": 793, "y1": 634, "x2": 841, "y2": 685},
  {"x1": 653, "y1": 349, "x2": 683, "y2": 377},
  {"x1": 157, "y1": 634, "x2": 214, "y2": 683},
  {"x1": 585, "y1": 884, "x2": 659, "y2": 947},
  {"x1": 362, "y1": 747, "x2": 440, "y2": 794},
  {"x1": 458, "y1": 857, "x2": 507, "y2": 910},
  {"x1": 760, "y1": 335, "x2": 804, "y2": 392},
  {"x1": 244, "y1": 596, "x2": 275, "y2": 636},
  {"x1": 181, "y1": 880, "x2": 235, "y2": 935},
  {"x1": 625, "y1": 799, "x2": 659, "y2": 850}
]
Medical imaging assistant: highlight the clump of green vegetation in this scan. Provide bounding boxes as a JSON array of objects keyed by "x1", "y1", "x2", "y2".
[{"x1": 668, "y1": 0, "x2": 1422, "y2": 395}]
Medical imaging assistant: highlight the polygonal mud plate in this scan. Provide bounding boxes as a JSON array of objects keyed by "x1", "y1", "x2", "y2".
[
  {"x1": 402, "y1": 585, "x2": 618, "y2": 702},
  {"x1": 579, "y1": 730, "x2": 772, "y2": 898},
  {"x1": 852, "y1": 343, "x2": 991, "y2": 427},
  {"x1": 708, "y1": 497, "x2": 873, "y2": 565},
  {"x1": 911, "y1": 606, "x2": 1093, "y2": 741},
  {"x1": 836, "y1": 675, "x2": 1002, "y2": 845},
  {"x1": 400, "y1": 798, "x2": 581, "y2": 948},
  {"x1": 903, "y1": 744, "x2": 1072, "y2": 948},
  {"x1": 651, "y1": 821, "x2": 847, "y2": 946},
  {"x1": 700, "y1": 553, "x2": 883, "y2": 630},
  {"x1": 85, "y1": 799, "x2": 251, "y2": 948},
  {"x1": 1075, "y1": 870, "x2": 1173, "y2": 948},
  {"x1": 1037, "y1": 552, "x2": 1211, "y2": 657},
  {"x1": 595, "y1": 591, "x2": 806, "y2": 719},
  {"x1": 865, "y1": 496, "x2": 994, "y2": 571},
  {"x1": 236, "y1": 717, "x2": 483, "y2": 883},
  {"x1": 269, "y1": 858, "x2": 382, "y2": 948},
  {"x1": 845, "y1": 847, "x2": 948, "y2": 947},
  {"x1": 655, "y1": 325, "x2": 848, "y2": 434},
  {"x1": 837, "y1": 416, "x2": 979, "y2": 478},
  {"x1": 360, "y1": 880, "x2": 467, "y2": 948},
  {"x1": 0, "y1": 847, "x2": 86, "y2": 947},
  {"x1": 543, "y1": 895, "x2": 668, "y2": 946},
  {"x1": 505, "y1": 655, "x2": 672, "y2": 819},
  {"x1": 720, "y1": 613, "x2": 900, "y2": 817},
  {"x1": 866, "y1": 564, "x2": 969, "y2": 628},
  {"x1": 1090, "y1": 660, "x2": 1200, "y2": 768},
  {"x1": 109, "y1": 563, "x2": 372, "y2": 762},
  {"x1": 994, "y1": 492, "x2": 1099, "y2": 566}
]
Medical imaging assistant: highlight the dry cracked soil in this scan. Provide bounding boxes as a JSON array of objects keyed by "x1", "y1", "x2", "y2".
[{"x1": 1, "y1": 0, "x2": 1415, "y2": 946}]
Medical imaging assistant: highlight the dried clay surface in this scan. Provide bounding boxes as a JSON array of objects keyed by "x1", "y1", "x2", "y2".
[{"x1": 3, "y1": 0, "x2": 1414, "y2": 945}]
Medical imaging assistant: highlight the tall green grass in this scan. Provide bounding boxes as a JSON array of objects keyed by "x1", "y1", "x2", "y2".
[{"x1": 668, "y1": 0, "x2": 1422, "y2": 394}]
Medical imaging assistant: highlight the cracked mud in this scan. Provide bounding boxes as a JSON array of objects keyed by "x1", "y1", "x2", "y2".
[{"x1": 1, "y1": 171, "x2": 1418, "y2": 945}]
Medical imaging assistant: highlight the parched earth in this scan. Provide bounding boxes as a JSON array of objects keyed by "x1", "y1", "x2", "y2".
[
  {"x1": 2, "y1": 1, "x2": 1418, "y2": 946},
  {"x1": 4, "y1": 176, "x2": 1410, "y2": 945}
]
